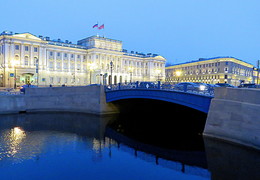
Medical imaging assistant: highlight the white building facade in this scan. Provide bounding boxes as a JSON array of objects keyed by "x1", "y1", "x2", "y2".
[{"x1": 0, "y1": 31, "x2": 166, "y2": 88}]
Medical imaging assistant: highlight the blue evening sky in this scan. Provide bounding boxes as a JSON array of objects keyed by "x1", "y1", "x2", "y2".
[{"x1": 1, "y1": 0, "x2": 260, "y2": 66}]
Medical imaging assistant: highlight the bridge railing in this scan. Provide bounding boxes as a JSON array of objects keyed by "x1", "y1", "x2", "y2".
[{"x1": 105, "y1": 81, "x2": 215, "y2": 97}]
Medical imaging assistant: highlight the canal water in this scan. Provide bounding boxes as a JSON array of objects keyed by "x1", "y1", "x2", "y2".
[{"x1": 0, "y1": 111, "x2": 259, "y2": 180}]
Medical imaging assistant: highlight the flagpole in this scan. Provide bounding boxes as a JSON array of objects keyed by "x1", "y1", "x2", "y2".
[{"x1": 96, "y1": 21, "x2": 99, "y2": 36}]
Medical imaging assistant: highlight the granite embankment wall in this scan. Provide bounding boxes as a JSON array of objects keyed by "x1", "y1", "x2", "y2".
[
  {"x1": 204, "y1": 87, "x2": 260, "y2": 150},
  {"x1": 0, "y1": 86, "x2": 119, "y2": 115}
]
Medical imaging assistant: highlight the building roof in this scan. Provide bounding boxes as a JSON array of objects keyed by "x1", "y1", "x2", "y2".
[{"x1": 166, "y1": 56, "x2": 254, "y2": 67}]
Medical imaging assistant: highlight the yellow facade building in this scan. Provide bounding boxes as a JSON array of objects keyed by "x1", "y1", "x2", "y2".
[{"x1": 166, "y1": 57, "x2": 256, "y2": 86}]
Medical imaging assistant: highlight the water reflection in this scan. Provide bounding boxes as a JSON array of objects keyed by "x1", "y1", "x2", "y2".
[
  {"x1": 0, "y1": 112, "x2": 258, "y2": 180},
  {"x1": 105, "y1": 128, "x2": 211, "y2": 178},
  {"x1": 0, "y1": 112, "x2": 115, "y2": 165}
]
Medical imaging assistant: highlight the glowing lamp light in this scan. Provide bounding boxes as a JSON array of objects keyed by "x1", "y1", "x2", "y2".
[
  {"x1": 11, "y1": 59, "x2": 19, "y2": 67},
  {"x1": 176, "y1": 70, "x2": 182, "y2": 77},
  {"x1": 89, "y1": 62, "x2": 97, "y2": 71},
  {"x1": 128, "y1": 67, "x2": 134, "y2": 72},
  {"x1": 199, "y1": 85, "x2": 206, "y2": 91}
]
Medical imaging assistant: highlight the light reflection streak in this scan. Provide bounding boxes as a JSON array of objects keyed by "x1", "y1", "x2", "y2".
[{"x1": 4, "y1": 127, "x2": 26, "y2": 157}]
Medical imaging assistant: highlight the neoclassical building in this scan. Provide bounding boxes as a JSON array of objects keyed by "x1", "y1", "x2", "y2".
[
  {"x1": 166, "y1": 57, "x2": 257, "y2": 86},
  {"x1": 0, "y1": 30, "x2": 166, "y2": 88}
]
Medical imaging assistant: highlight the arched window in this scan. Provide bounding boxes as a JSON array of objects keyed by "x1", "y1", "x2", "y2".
[{"x1": 15, "y1": 55, "x2": 19, "y2": 60}]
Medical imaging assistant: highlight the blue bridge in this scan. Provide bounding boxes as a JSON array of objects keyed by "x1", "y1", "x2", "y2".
[{"x1": 105, "y1": 82, "x2": 214, "y2": 113}]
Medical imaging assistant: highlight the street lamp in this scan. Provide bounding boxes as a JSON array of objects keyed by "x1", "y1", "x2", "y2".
[
  {"x1": 176, "y1": 70, "x2": 182, "y2": 83},
  {"x1": 155, "y1": 69, "x2": 161, "y2": 81},
  {"x1": 35, "y1": 58, "x2": 39, "y2": 86},
  {"x1": 110, "y1": 61, "x2": 113, "y2": 85},
  {"x1": 128, "y1": 66, "x2": 134, "y2": 82},
  {"x1": 88, "y1": 62, "x2": 97, "y2": 84},
  {"x1": 11, "y1": 59, "x2": 18, "y2": 89}
]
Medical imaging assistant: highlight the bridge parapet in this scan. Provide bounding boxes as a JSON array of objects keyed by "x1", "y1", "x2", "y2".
[
  {"x1": 105, "y1": 81, "x2": 215, "y2": 97},
  {"x1": 105, "y1": 82, "x2": 214, "y2": 113}
]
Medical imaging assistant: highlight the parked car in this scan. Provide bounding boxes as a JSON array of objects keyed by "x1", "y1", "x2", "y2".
[
  {"x1": 86, "y1": 84, "x2": 101, "y2": 86},
  {"x1": 215, "y1": 83, "x2": 235, "y2": 87},
  {"x1": 174, "y1": 82, "x2": 198, "y2": 92},
  {"x1": 174, "y1": 82, "x2": 209, "y2": 93},
  {"x1": 20, "y1": 84, "x2": 37, "y2": 93},
  {"x1": 161, "y1": 83, "x2": 173, "y2": 89},
  {"x1": 238, "y1": 83, "x2": 257, "y2": 88}
]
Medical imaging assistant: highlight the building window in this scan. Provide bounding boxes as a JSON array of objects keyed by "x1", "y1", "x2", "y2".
[
  {"x1": 15, "y1": 45, "x2": 19, "y2": 50},
  {"x1": 71, "y1": 63, "x2": 75, "y2": 70},
  {"x1": 57, "y1": 52, "x2": 60, "y2": 57},
  {"x1": 57, "y1": 77, "x2": 61, "y2": 83},
  {"x1": 64, "y1": 53, "x2": 67, "y2": 57},
  {"x1": 71, "y1": 54, "x2": 74, "y2": 58},
  {"x1": 57, "y1": 62, "x2": 61, "y2": 69},
  {"x1": 50, "y1": 77, "x2": 54, "y2": 83},
  {"x1": 50, "y1": 52, "x2": 53, "y2": 56},
  {"x1": 49, "y1": 62, "x2": 54, "y2": 69},
  {"x1": 34, "y1": 47, "x2": 38, "y2": 52},
  {"x1": 25, "y1": 46, "x2": 29, "y2": 51},
  {"x1": 24, "y1": 56, "x2": 29, "y2": 66},
  {"x1": 15, "y1": 55, "x2": 19, "y2": 60},
  {"x1": 64, "y1": 62, "x2": 68, "y2": 69}
]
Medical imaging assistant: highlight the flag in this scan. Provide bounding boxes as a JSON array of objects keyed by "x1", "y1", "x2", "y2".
[
  {"x1": 93, "y1": 24, "x2": 98, "y2": 28},
  {"x1": 98, "y1": 24, "x2": 104, "y2": 30}
]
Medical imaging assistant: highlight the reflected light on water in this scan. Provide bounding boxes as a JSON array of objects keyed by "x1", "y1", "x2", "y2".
[{"x1": 5, "y1": 127, "x2": 26, "y2": 157}]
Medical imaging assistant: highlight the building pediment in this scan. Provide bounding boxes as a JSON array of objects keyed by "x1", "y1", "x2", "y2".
[
  {"x1": 153, "y1": 55, "x2": 166, "y2": 61},
  {"x1": 13, "y1": 33, "x2": 42, "y2": 41}
]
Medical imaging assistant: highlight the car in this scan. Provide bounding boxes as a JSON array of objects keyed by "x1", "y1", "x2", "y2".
[
  {"x1": 174, "y1": 82, "x2": 198, "y2": 92},
  {"x1": 238, "y1": 83, "x2": 257, "y2": 88},
  {"x1": 86, "y1": 84, "x2": 101, "y2": 86},
  {"x1": 215, "y1": 83, "x2": 235, "y2": 88},
  {"x1": 20, "y1": 84, "x2": 37, "y2": 93},
  {"x1": 161, "y1": 83, "x2": 173, "y2": 89}
]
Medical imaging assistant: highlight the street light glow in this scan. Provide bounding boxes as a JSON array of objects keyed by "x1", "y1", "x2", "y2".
[{"x1": 176, "y1": 70, "x2": 182, "y2": 77}]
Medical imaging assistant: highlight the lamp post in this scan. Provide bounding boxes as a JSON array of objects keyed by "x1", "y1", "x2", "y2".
[
  {"x1": 110, "y1": 61, "x2": 113, "y2": 85},
  {"x1": 36, "y1": 58, "x2": 39, "y2": 86},
  {"x1": 257, "y1": 60, "x2": 260, "y2": 85},
  {"x1": 89, "y1": 62, "x2": 97, "y2": 84},
  {"x1": 155, "y1": 69, "x2": 161, "y2": 81},
  {"x1": 176, "y1": 70, "x2": 182, "y2": 83},
  {"x1": 11, "y1": 60, "x2": 18, "y2": 89}
]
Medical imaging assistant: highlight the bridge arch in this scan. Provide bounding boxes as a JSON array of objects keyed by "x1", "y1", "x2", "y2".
[{"x1": 105, "y1": 89, "x2": 213, "y2": 113}]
